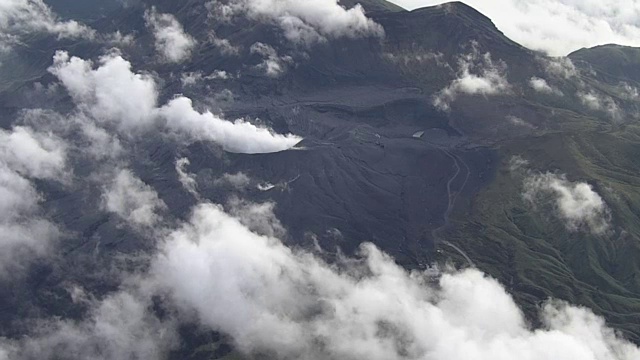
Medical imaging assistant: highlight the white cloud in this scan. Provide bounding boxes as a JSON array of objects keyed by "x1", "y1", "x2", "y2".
[
  {"x1": 226, "y1": 197, "x2": 286, "y2": 238},
  {"x1": 158, "y1": 96, "x2": 302, "y2": 153},
  {"x1": 618, "y1": 82, "x2": 640, "y2": 100},
  {"x1": 180, "y1": 70, "x2": 231, "y2": 87},
  {"x1": 206, "y1": 1, "x2": 241, "y2": 23},
  {"x1": 102, "y1": 169, "x2": 167, "y2": 227},
  {"x1": 542, "y1": 56, "x2": 579, "y2": 79},
  {"x1": 383, "y1": 51, "x2": 452, "y2": 70},
  {"x1": 506, "y1": 115, "x2": 535, "y2": 129},
  {"x1": 77, "y1": 117, "x2": 124, "y2": 160},
  {"x1": 102, "y1": 30, "x2": 135, "y2": 47},
  {"x1": 50, "y1": 51, "x2": 301, "y2": 153},
  {"x1": 3, "y1": 291, "x2": 177, "y2": 360},
  {"x1": 207, "y1": 31, "x2": 241, "y2": 55},
  {"x1": 208, "y1": 70, "x2": 231, "y2": 80},
  {"x1": 390, "y1": 0, "x2": 640, "y2": 56},
  {"x1": 216, "y1": 0, "x2": 384, "y2": 45},
  {"x1": 144, "y1": 7, "x2": 196, "y2": 63},
  {"x1": 0, "y1": 164, "x2": 60, "y2": 276},
  {"x1": 20, "y1": 108, "x2": 125, "y2": 162},
  {"x1": 175, "y1": 158, "x2": 198, "y2": 196},
  {"x1": 250, "y1": 42, "x2": 293, "y2": 77},
  {"x1": 529, "y1": 76, "x2": 562, "y2": 95},
  {"x1": 49, "y1": 51, "x2": 159, "y2": 132},
  {"x1": 577, "y1": 90, "x2": 622, "y2": 120},
  {"x1": 145, "y1": 202, "x2": 638, "y2": 360},
  {"x1": 258, "y1": 182, "x2": 276, "y2": 191},
  {"x1": 0, "y1": 0, "x2": 96, "y2": 50},
  {"x1": 214, "y1": 172, "x2": 252, "y2": 190},
  {"x1": 509, "y1": 155, "x2": 530, "y2": 171},
  {"x1": 0, "y1": 126, "x2": 68, "y2": 181},
  {"x1": 524, "y1": 172, "x2": 610, "y2": 234},
  {"x1": 0, "y1": 126, "x2": 67, "y2": 277},
  {"x1": 434, "y1": 48, "x2": 511, "y2": 111},
  {"x1": 180, "y1": 71, "x2": 204, "y2": 87},
  {"x1": 4, "y1": 199, "x2": 639, "y2": 359}
]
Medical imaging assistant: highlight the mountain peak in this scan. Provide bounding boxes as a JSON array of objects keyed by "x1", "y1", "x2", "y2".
[
  {"x1": 340, "y1": 0, "x2": 405, "y2": 13},
  {"x1": 377, "y1": 0, "x2": 525, "y2": 61},
  {"x1": 569, "y1": 43, "x2": 640, "y2": 83},
  {"x1": 411, "y1": 1, "x2": 499, "y2": 32}
]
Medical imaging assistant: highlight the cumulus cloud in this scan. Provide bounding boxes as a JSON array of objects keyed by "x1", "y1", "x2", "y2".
[
  {"x1": 250, "y1": 42, "x2": 293, "y2": 77},
  {"x1": 144, "y1": 203, "x2": 639, "y2": 360},
  {"x1": 392, "y1": 0, "x2": 640, "y2": 56},
  {"x1": 0, "y1": 0, "x2": 96, "y2": 50},
  {"x1": 102, "y1": 169, "x2": 167, "y2": 227},
  {"x1": 433, "y1": 47, "x2": 511, "y2": 111},
  {"x1": 0, "y1": 126, "x2": 67, "y2": 277},
  {"x1": 577, "y1": 90, "x2": 622, "y2": 121},
  {"x1": 3, "y1": 198, "x2": 639, "y2": 359},
  {"x1": 49, "y1": 51, "x2": 159, "y2": 132},
  {"x1": 524, "y1": 172, "x2": 611, "y2": 234},
  {"x1": 211, "y1": 0, "x2": 384, "y2": 45},
  {"x1": 144, "y1": 7, "x2": 197, "y2": 63},
  {"x1": 0, "y1": 126, "x2": 68, "y2": 181},
  {"x1": 49, "y1": 51, "x2": 302, "y2": 153},
  {"x1": 529, "y1": 76, "x2": 562, "y2": 95}
]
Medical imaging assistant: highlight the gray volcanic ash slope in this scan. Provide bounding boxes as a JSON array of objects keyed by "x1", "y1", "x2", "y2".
[{"x1": 1, "y1": 0, "x2": 640, "y2": 359}]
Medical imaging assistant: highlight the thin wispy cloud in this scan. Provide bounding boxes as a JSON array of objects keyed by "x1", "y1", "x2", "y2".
[
  {"x1": 577, "y1": 90, "x2": 623, "y2": 121},
  {"x1": 175, "y1": 158, "x2": 199, "y2": 197},
  {"x1": 0, "y1": 0, "x2": 96, "y2": 51},
  {"x1": 213, "y1": 172, "x2": 252, "y2": 191},
  {"x1": 101, "y1": 169, "x2": 167, "y2": 228},
  {"x1": 250, "y1": 42, "x2": 293, "y2": 77}
]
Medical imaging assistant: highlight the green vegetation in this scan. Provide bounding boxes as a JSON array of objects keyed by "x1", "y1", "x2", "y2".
[
  {"x1": 570, "y1": 44, "x2": 640, "y2": 83},
  {"x1": 441, "y1": 121, "x2": 640, "y2": 342}
]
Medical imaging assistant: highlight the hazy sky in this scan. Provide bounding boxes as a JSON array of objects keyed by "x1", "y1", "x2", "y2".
[{"x1": 388, "y1": 0, "x2": 640, "y2": 56}]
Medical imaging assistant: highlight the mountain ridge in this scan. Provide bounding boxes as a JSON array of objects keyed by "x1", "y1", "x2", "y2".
[{"x1": 2, "y1": 0, "x2": 640, "y2": 357}]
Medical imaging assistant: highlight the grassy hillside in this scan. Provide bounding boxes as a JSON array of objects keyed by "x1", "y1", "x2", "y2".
[{"x1": 441, "y1": 121, "x2": 640, "y2": 342}]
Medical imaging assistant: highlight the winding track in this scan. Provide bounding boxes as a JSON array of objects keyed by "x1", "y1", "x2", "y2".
[{"x1": 430, "y1": 147, "x2": 475, "y2": 267}]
